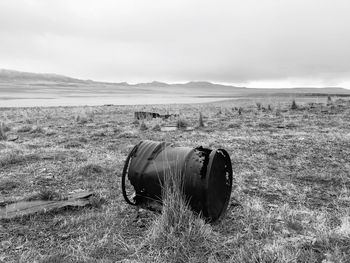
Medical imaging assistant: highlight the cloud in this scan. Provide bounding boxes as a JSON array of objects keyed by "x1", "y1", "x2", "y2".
[{"x1": 0, "y1": 0, "x2": 349, "y2": 86}]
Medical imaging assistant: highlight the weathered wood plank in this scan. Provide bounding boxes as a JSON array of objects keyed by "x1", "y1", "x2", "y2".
[{"x1": 0, "y1": 191, "x2": 94, "y2": 219}]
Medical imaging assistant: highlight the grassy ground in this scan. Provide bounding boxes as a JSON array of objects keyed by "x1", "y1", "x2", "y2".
[{"x1": 1, "y1": 96, "x2": 350, "y2": 262}]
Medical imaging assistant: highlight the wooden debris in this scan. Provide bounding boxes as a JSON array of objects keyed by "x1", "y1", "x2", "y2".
[
  {"x1": 134, "y1": 111, "x2": 179, "y2": 120},
  {"x1": 0, "y1": 191, "x2": 94, "y2": 219}
]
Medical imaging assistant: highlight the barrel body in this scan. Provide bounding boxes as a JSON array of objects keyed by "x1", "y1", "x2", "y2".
[{"x1": 124, "y1": 140, "x2": 233, "y2": 222}]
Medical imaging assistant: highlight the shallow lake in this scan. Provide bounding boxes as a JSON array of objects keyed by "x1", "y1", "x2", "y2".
[{"x1": 0, "y1": 94, "x2": 233, "y2": 107}]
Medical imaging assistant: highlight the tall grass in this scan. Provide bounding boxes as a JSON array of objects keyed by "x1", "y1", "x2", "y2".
[
  {"x1": 176, "y1": 117, "x2": 189, "y2": 129},
  {"x1": 0, "y1": 123, "x2": 7, "y2": 140},
  {"x1": 141, "y1": 167, "x2": 217, "y2": 262},
  {"x1": 327, "y1": 95, "x2": 333, "y2": 106},
  {"x1": 291, "y1": 99, "x2": 298, "y2": 110},
  {"x1": 198, "y1": 112, "x2": 204, "y2": 128}
]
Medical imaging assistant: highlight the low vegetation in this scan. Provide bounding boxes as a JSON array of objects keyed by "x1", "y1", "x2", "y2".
[
  {"x1": 139, "y1": 121, "x2": 148, "y2": 131},
  {"x1": 17, "y1": 125, "x2": 32, "y2": 133},
  {"x1": 176, "y1": 117, "x2": 189, "y2": 129},
  {"x1": 291, "y1": 99, "x2": 298, "y2": 110},
  {"x1": 1, "y1": 96, "x2": 350, "y2": 262},
  {"x1": 141, "y1": 170, "x2": 217, "y2": 262},
  {"x1": 198, "y1": 112, "x2": 204, "y2": 128},
  {"x1": 0, "y1": 125, "x2": 7, "y2": 140}
]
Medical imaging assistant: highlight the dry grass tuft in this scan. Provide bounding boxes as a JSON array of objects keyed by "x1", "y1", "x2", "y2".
[
  {"x1": 0, "y1": 123, "x2": 7, "y2": 140},
  {"x1": 0, "y1": 149, "x2": 37, "y2": 167},
  {"x1": 89, "y1": 193, "x2": 107, "y2": 208},
  {"x1": 141, "y1": 170, "x2": 218, "y2": 262},
  {"x1": 64, "y1": 140, "x2": 84, "y2": 149},
  {"x1": 75, "y1": 109, "x2": 93, "y2": 124},
  {"x1": 117, "y1": 131, "x2": 139, "y2": 138},
  {"x1": 0, "y1": 178, "x2": 20, "y2": 192},
  {"x1": 30, "y1": 125, "x2": 45, "y2": 134},
  {"x1": 228, "y1": 122, "x2": 241, "y2": 129},
  {"x1": 76, "y1": 163, "x2": 105, "y2": 177},
  {"x1": 39, "y1": 253, "x2": 69, "y2": 263},
  {"x1": 1, "y1": 122, "x2": 11, "y2": 132},
  {"x1": 139, "y1": 121, "x2": 148, "y2": 131},
  {"x1": 17, "y1": 125, "x2": 32, "y2": 133},
  {"x1": 198, "y1": 112, "x2": 204, "y2": 127},
  {"x1": 176, "y1": 117, "x2": 189, "y2": 129},
  {"x1": 35, "y1": 189, "x2": 62, "y2": 201},
  {"x1": 291, "y1": 99, "x2": 298, "y2": 110},
  {"x1": 256, "y1": 102, "x2": 262, "y2": 111},
  {"x1": 75, "y1": 114, "x2": 88, "y2": 124},
  {"x1": 327, "y1": 95, "x2": 333, "y2": 106},
  {"x1": 152, "y1": 123, "x2": 162, "y2": 131}
]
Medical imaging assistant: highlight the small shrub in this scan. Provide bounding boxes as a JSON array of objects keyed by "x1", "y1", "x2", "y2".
[
  {"x1": 0, "y1": 179, "x2": 20, "y2": 191},
  {"x1": 64, "y1": 140, "x2": 84, "y2": 148},
  {"x1": 75, "y1": 109, "x2": 93, "y2": 124},
  {"x1": 75, "y1": 114, "x2": 88, "y2": 124},
  {"x1": 76, "y1": 163, "x2": 105, "y2": 177},
  {"x1": 258, "y1": 122, "x2": 272, "y2": 128},
  {"x1": 113, "y1": 126, "x2": 122, "y2": 133},
  {"x1": 228, "y1": 123, "x2": 241, "y2": 129},
  {"x1": 117, "y1": 131, "x2": 138, "y2": 138},
  {"x1": 30, "y1": 125, "x2": 45, "y2": 134},
  {"x1": 1, "y1": 122, "x2": 11, "y2": 132},
  {"x1": 139, "y1": 121, "x2": 148, "y2": 131},
  {"x1": 0, "y1": 125, "x2": 7, "y2": 141},
  {"x1": 275, "y1": 109, "x2": 282, "y2": 117},
  {"x1": 78, "y1": 136, "x2": 88, "y2": 143},
  {"x1": 142, "y1": 170, "x2": 216, "y2": 262},
  {"x1": 92, "y1": 130, "x2": 106, "y2": 137},
  {"x1": 40, "y1": 253, "x2": 68, "y2": 263},
  {"x1": 291, "y1": 100, "x2": 298, "y2": 110},
  {"x1": 256, "y1": 102, "x2": 262, "y2": 111},
  {"x1": 132, "y1": 119, "x2": 140, "y2": 125},
  {"x1": 89, "y1": 193, "x2": 106, "y2": 208},
  {"x1": 198, "y1": 112, "x2": 204, "y2": 127},
  {"x1": 327, "y1": 95, "x2": 333, "y2": 106},
  {"x1": 37, "y1": 189, "x2": 62, "y2": 201},
  {"x1": 176, "y1": 118, "x2": 188, "y2": 129},
  {"x1": 0, "y1": 149, "x2": 27, "y2": 167},
  {"x1": 45, "y1": 130, "x2": 56, "y2": 136},
  {"x1": 152, "y1": 123, "x2": 162, "y2": 131},
  {"x1": 286, "y1": 122, "x2": 298, "y2": 129},
  {"x1": 17, "y1": 125, "x2": 32, "y2": 133}
]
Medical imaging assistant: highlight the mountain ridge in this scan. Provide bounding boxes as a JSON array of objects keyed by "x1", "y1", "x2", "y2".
[{"x1": 1, "y1": 69, "x2": 349, "y2": 95}]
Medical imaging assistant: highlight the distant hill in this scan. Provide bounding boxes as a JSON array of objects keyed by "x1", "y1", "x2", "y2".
[
  {"x1": 1, "y1": 68, "x2": 350, "y2": 96},
  {"x1": 0, "y1": 69, "x2": 85, "y2": 83}
]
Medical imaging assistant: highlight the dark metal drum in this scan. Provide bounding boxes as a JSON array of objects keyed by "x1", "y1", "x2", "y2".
[{"x1": 122, "y1": 140, "x2": 233, "y2": 223}]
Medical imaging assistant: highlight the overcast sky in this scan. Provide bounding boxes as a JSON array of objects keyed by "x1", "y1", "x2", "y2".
[{"x1": 0, "y1": 0, "x2": 349, "y2": 88}]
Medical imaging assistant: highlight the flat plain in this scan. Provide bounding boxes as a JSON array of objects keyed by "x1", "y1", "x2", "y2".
[{"x1": 1, "y1": 96, "x2": 350, "y2": 262}]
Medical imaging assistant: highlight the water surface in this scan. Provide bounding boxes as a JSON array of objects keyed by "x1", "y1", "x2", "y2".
[{"x1": 0, "y1": 94, "x2": 233, "y2": 107}]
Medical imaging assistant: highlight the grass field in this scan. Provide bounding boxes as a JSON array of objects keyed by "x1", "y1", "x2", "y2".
[{"x1": 1, "y1": 96, "x2": 350, "y2": 262}]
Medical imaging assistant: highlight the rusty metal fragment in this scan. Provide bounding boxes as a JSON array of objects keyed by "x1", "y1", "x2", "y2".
[
  {"x1": 122, "y1": 140, "x2": 233, "y2": 223},
  {"x1": 0, "y1": 191, "x2": 94, "y2": 219}
]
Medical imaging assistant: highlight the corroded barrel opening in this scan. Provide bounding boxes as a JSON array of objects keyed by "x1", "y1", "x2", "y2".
[{"x1": 122, "y1": 140, "x2": 233, "y2": 223}]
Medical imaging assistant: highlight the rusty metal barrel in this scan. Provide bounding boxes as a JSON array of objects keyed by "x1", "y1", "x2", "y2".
[{"x1": 121, "y1": 140, "x2": 233, "y2": 223}]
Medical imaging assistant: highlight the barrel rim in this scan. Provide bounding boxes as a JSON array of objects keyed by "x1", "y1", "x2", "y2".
[{"x1": 204, "y1": 148, "x2": 233, "y2": 223}]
